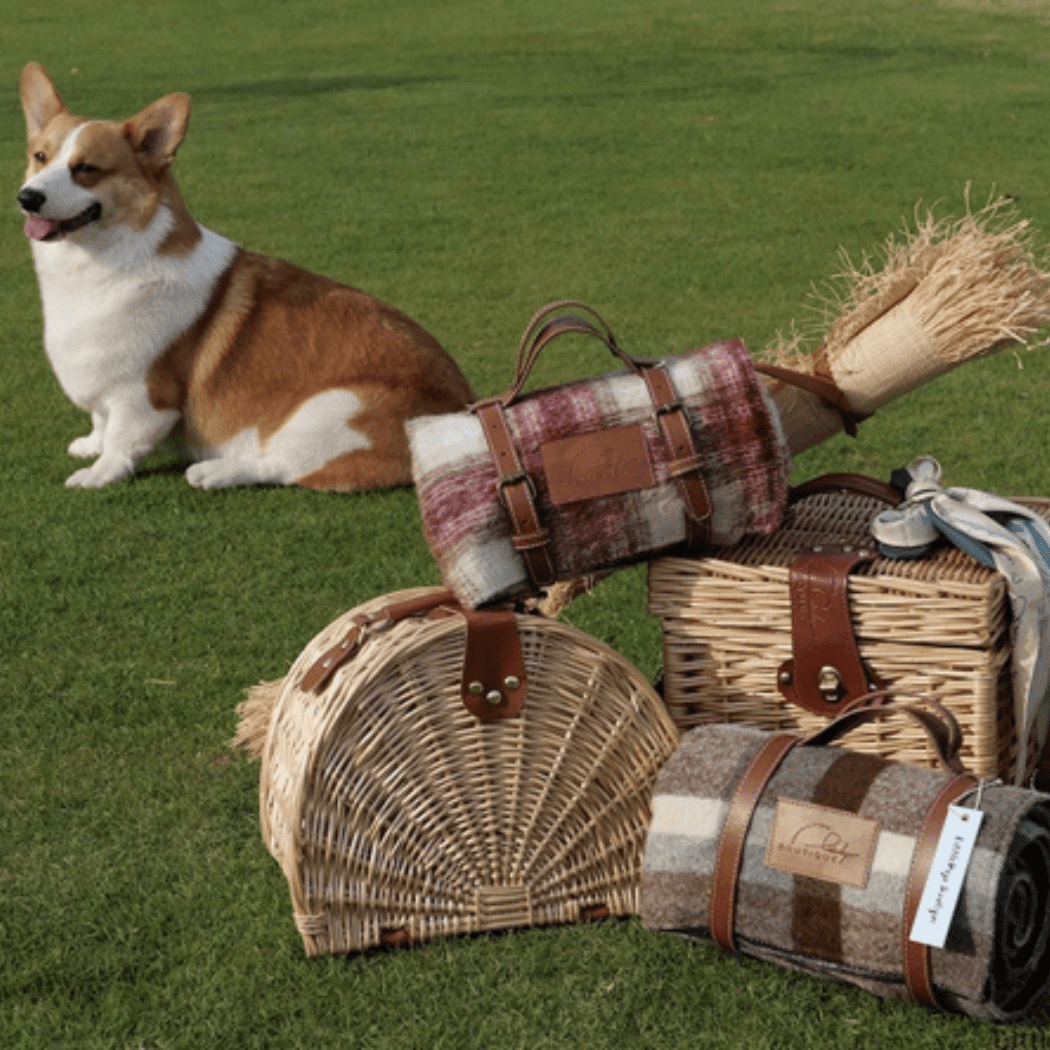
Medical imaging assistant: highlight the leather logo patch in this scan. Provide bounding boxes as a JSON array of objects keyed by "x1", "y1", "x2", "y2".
[
  {"x1": 540, "y1": 424, "x2": 655, "y2": 506},
  {"x1": 765, "y1": 798, "x2": 880, "y2": 888}
]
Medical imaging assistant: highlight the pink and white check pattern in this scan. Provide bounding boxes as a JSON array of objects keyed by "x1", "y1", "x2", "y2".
[{"x1": 409, "y1": 338, "x2": 791, "y2": 607}]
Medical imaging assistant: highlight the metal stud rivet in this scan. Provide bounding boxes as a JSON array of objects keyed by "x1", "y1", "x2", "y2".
[
  {"x1": 486, "y1": 690, "x2": 503, "y2": 706},
  {"x1": 468, "y1": 681, "x2": 484, "y2": 696},
  {"x1": 503, "y1": 675, "x2": 521, "y2": 691},
  {"x1": 778, "y1": 670, "x2": 792, "y2": 686}
]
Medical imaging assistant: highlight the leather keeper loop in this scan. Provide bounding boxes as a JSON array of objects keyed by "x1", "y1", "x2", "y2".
[{"x1": 512, "y1": 528, "x2": 552, "y2": 552}]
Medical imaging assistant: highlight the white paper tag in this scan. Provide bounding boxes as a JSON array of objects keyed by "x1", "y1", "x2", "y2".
[{"x1": 908, "y1": 805, "x2": 984, "y2": 949}]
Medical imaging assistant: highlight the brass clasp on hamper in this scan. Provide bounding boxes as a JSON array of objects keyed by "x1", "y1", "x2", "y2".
[{"x1": 776, "y1": 548, "x2": 885, "y2": 715}]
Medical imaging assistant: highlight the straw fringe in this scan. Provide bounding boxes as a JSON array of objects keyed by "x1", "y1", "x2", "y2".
[
  {"x1": 768, "y1": 191, "x2": 1050, "y2": 371},
  {"x1": 763, "y1": 192, "x2": 1050, "y2": 452},
  {"x1": 232, "y1": 679, "x2": 284, "y2": 758}
]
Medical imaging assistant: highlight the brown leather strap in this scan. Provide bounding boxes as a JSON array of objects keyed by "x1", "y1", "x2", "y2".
[
  {"x1": 474, "y1": 400, "x2": 556, "y2": 589},
  {"x1": 902, "y1": 773, "x2": 978, "y2": 1009},
  {"x1": 805, "y1": 695, "x2": 965, "y2": 774},
  {"x1": 778, "y1": 550, "x2": 885, "y2": 715},
  {"x1": 642, "y1": 365, "x2": 712, "y2": 548},
  {"x1": 788, "y1": 472, "x2": 902, "y2": 507},
  {"x1": 755, "y1": 361, "x2": 872, "y2": 437},
  {"x1": 710, "y1": 734, "x2": 801, "y2": 950},
  {"x1": 429, "y1": 605, "x2": 528, "y2": 720},
  {"x1": 503, "y1": 300, "x2": 649, "y2": 406},
  {"x1": 299, "y1": 588, "x2": 458, "y2": 693}
]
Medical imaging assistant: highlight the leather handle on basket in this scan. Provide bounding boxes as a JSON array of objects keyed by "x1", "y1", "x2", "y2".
[
  {"x1": 788, "y1": 471, "x2": 903, "y2": 506},
  {"x1": 498, "y1": 300, "x2": 651, "y2": 407},
  {"x1": 298, "y1": 590, "x2": 528, "y2": 721}
]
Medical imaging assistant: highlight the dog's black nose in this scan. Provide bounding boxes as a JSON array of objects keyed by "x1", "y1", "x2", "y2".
[{"x1": 18, "y1": 188, "x2": 47, "y2": 213}]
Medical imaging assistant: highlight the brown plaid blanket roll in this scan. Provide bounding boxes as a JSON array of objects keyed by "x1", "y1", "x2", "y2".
[
  {"x1": 408, "y1": 337, "x2": 790, "y2": 608},
  {"x1": 642, "y1": 723, "x2": 1050, "y2": 1019}
]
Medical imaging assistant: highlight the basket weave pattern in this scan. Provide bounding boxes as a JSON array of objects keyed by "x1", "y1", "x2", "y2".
[
  {"x1": 648, "y1": 494, "x2": 1050, "y2": 781},
  {"x1": 260, "y1": 588, "x2": 680, "y2": 956}
]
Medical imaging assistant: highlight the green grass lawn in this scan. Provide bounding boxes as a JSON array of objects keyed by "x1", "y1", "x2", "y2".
[{"x1": 5, "y1": 1, "x2": 1050, "y2": 1046}]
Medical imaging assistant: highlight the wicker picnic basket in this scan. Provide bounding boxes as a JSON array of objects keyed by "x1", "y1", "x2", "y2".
[
  {"x1": 647, "y1": 485, "x2": 1050, "y2": 782},
  {"x1": 258, "y1": 586, "x2": 680, "y2": 956}
]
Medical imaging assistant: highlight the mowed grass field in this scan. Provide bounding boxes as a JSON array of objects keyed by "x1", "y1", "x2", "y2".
[{"x1": 5, "y1": 1, "x2": 1050, "y2": 1047}]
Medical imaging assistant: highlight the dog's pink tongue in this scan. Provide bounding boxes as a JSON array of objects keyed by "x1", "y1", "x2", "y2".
[{"x1": 23, "y1": 214, "x2": 58, "y2": 241}]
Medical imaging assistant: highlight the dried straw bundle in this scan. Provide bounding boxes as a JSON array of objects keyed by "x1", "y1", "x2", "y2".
[{"x1": 762, "y1": 193, "x2": 1050, "y2": 454}]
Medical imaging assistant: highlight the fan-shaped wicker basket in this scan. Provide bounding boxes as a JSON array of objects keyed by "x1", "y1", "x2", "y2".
[{"x1": 259, "y1": 587, "x2": 679, "y2": 956}]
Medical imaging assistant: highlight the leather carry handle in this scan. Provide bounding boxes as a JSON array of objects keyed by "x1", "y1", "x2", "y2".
[
  {"x1": 298, "y1": 589, "x2": 528, "y2": 720},
  {"x1": 500, "y1": 300, "x2": 652, "y2": 407},
  {"x1": 803, "y1": 692, "x2": 966, "y2": 774},
  {"x1": 788, "y1": 471, "x2": 903, "y2": 507}
]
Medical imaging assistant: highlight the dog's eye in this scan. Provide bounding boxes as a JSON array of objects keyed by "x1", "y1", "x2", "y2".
[
  {"x1": 72, "y1": 162, "x2": 100, "y2": 176},
  {"x1": 33, "y1": 151, "x2": 46, "y2": 164}
]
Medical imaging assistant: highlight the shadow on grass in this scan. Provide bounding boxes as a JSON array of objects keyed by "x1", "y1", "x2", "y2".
[{"x1": 195, "y1": 74, "x2": 454, "y2": 101}]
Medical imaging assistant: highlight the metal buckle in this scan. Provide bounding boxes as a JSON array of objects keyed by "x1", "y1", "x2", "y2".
[{"x1": 497, "y1": 471, "x2": 537, "y2": 506}]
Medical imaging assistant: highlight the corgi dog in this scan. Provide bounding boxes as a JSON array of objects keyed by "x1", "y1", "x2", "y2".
[{"x1": 17, "y1": 62, "x2": 475, "y2": 490}]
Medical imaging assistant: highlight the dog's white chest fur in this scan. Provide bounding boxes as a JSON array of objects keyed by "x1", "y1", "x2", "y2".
[{"x1": 31, "y1": 210, "x2": 236, "y2": 409}]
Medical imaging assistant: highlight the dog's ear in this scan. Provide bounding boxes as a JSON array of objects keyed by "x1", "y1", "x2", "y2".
[
  {"x1": 21, "y1": 62, "x2": 66, "y2": 139},
  {"x1": 123, "y1": 93, "x2": 192, "y2": 176}
]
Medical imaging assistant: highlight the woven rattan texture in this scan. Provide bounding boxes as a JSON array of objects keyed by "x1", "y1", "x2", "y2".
[
  {"x1": 260, "y1": 588, "x2": 680, "y2": 956},
  {"x1": 648, "y1": 494, "x2": 1050, "y2": 781}
]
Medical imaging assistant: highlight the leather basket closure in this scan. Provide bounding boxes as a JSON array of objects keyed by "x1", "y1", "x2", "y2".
[
  {"x1": 298, "y1": 588, "x2": 528, "y2": 723},
  {"x1": 428, "y1": 605, "x2": 528, "y2": 721},
  {"x1": 776, "y1": 548, "x2": 885, "y2": 716}
]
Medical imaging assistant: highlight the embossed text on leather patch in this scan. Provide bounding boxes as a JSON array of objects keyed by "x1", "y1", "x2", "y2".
[
  {"x1": 540, "y1": 424, "x2": 655, "y2": 506},
  {"x1": 765, "y1": 798, "x2": 880, "y2": 888}
]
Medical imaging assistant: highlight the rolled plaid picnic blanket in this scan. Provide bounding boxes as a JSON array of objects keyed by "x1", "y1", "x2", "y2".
[
  {"x1": 408, "y1": 301, "x2": 791, "y2": 608},
  {"x1": 641, "y1": 700, "x2": 1050, "y2": 1019}
]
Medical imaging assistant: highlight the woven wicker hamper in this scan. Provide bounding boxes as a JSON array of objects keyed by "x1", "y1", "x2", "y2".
[
  {"x1": 647, "y1": 489, "x2": 1050, "y2": 782},
  {"x1": 259, "y1": 587, "x2": 680, "y2": 956}
]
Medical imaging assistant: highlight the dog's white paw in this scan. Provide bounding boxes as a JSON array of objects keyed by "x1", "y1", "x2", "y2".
[
  {"x1": 65, "y1": 455, "x2": 134, "y2": 488},
  {"x1": 68, "y1": 434, "x2": 103, "y2": 458},
  {"x1": 186, "y1": 460, "x2": 251, "y2": 489}
]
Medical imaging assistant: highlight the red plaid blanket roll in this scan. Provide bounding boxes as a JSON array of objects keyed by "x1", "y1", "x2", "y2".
[{"x1": 408, "y1": 304, "x2": 791, "y2": 607}]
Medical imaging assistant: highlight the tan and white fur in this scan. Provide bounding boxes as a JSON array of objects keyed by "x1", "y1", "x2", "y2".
[{"x1": 18, "y1": 62, "x2": 475, "y2": 490}]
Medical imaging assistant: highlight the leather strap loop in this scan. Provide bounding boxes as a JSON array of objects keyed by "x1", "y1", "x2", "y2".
[
  {"x1": 755, "y1": 361, "x2": 872, "y2": 438},
  {"x1": 710, "y1": 734, "x2": 802, "y2": 950},
  {"x1": 789, "y1": 471, "x2": 903, "y2": 507},
  {"x1": 642, "y1": 365, "x2": 712, "y2": 548},
  {"x1": 299, "y1": 588, "x2": 457, "y2": 693},
  {"x1": 804, "y1": 694, "x2": 965, "y2": 774},
  {"x1": 474, "y1": 400, "x2": 556, "y2": 588},
  {"x1": 902, "y1": 773, "x2": 978, "y2": 1008}
]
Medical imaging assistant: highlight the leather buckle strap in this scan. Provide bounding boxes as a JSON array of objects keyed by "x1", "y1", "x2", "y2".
[
  {"x1": 902, "y1": 773, "x2": 978, "y2": 1009},
  {"x1": 299, "y1": 588, "x2": 457, "y2": 693},
  {"x1": 474, "y1": 400, "x2": 556, "y2": 589},
  {"x1": 754, "y1": 361, "x2": 872, "y2": 438},
  {"x1": 642, "y1": 365, "x2": 712, "y2": 548},
  {"x1": 710, "y1": 734, "x2": 802, "y2": 950},
  {"x1": 777, "y1": 550, "x2": 886, "y2": 716}
]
